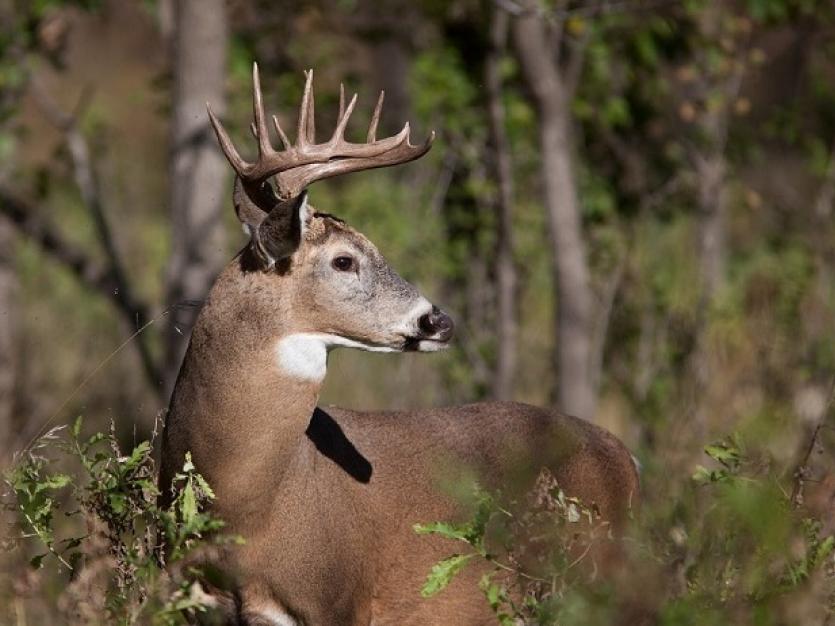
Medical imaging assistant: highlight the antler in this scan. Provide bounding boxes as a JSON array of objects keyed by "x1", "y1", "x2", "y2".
[{"x1": 207, "y1": 63, "x2": 434, "y2": 200}]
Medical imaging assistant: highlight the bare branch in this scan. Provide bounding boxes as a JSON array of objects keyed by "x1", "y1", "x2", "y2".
[
  {"x1": 496, "y1": 0, "x2": 686, "y2": 22},
  {"x1": 791, "y1": 377, "x2": 835, "y2": 508},
  {"x1": 813, "y1": 132, "x2": 835, "y2": 220},
  {"x1": 0, "y1": 186, "x2": 110, "y2": 293},
  {"x1": 564, "y1": 25, "x2": 592, "y2": 98},
  {"x1": 12, "y1": 83, "x2": 163, "y2": 394},
  {"x1": 550, "y1": 0, "x2": 684, "y2": 20},
  {"x1": 589, "y1": 248, "x2": 626, "y2": 399},
  {"x1": 0, "y1": 185, "x2": 162, "y2": 393}
]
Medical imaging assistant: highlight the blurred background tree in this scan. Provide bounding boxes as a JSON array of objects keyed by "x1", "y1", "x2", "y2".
[{"x1": 3, "y1": 0, "x2": 835, "y2": 621}]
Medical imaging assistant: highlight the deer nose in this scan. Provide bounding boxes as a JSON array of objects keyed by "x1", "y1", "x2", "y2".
[{"x1": 418, "y1": 306, "x2": 454, "y2": 341}]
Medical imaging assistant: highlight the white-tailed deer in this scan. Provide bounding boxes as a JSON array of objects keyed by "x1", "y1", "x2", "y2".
[{"x1": 159, "y1": 65, "x2": 639, "y2": 626}]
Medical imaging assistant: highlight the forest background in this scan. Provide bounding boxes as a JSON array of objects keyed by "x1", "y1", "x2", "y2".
[{"x1": 3, "y1": 0, "x2": 835, "y2": 623}]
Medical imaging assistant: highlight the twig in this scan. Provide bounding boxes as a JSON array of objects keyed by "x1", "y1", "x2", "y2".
[
  {"x1": 813, "y1": 132, "x2": 835, "y2": 220},
  {"x1": 429, "y1": 149, "x2": 457, "y2": 217},
  {"x1": 21, "y1": 308, "x2": 171, "y2": 454},
  {"x1": 0, "y1": 186, "x2": 111, "y2": 292},
  {"x1": 589, "y1": 246, "x2": 626, "y2": 397},
  {"x1": 28, "y1": 80, "x2": 162, "y2": 392},
  {"x1": 496, "y1": 0, "x2": 685, "y2": 21},
  {"x1": 486, "y1": 553, "x2": 550, "y2": 584},
  {"x1": 564, "y1": 25, "x2": 592, "y2": 97},
  {"x1": 791, "y1": 377, "x2": 835, "y2": 508},
  {"x1": 548, "y1": 0, "x2": 684, "y2": 20}
]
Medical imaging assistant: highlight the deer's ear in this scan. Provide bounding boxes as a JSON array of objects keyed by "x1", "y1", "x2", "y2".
[
  {"x1": 233, "y1": 177, "x2": 274, "y2": 234},
  {"x1": 251, "y1": 191, "x2": 311, "y2": 270}
]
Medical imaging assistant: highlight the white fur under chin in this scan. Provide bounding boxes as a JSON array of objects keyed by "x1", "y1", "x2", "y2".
[
  {"x1": 416, "y1": 339, "x2": 449, "y2": 352},
  {"x1": 275, "y1": 333, "x2": 398, "y2": 382},
  {"x1": 255, "y1": 606, "x2": 298, "y2": 626}
]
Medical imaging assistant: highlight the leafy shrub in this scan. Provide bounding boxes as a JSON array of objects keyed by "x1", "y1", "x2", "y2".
[
  {"x1": 2, "y1": 418, "x2": 234, "y2": 625},
  {"x1": 416, "y1": 469, "x2": 613, "y2": 625},
  {"x1": 417, "y1": 433, "x2": 835, "y2": 625}
]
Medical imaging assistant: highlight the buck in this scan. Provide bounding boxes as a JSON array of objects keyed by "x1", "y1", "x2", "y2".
[{"x1": 159, "y1": 64, "x2": 639, "y2": 626}]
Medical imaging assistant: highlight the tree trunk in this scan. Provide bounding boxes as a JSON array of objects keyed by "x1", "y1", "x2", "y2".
[
  {"x1": 164, "y1": 0, "x2": 229, "y2": 398},
  {"x1": 485, "y1": 8, "x2": 517, "y2": 401},
  {"x1": 512, "y1": 9, "x2": 596, "y2": 419},
  {"x1": 0, "y1": 219, "x2": 17, "y2": 461},
  {"x1": 684, "y1": 4, "x2": 740, "y2": 443},
  {"x1": 368, "y1": 36, "x2": 412, "y2": 137},
  {"x1": 696, "y1": 156, "x2": 727, "y2": 301}
]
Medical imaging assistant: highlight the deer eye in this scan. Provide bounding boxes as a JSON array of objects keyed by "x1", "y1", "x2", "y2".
[{"x1": 332, "y1": 255, "x2": 355, "y2": 272}]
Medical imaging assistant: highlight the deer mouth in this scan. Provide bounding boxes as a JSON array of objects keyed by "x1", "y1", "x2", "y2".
[{"x1": 402, "y1": 335, "x2": 452, "y2": 352}]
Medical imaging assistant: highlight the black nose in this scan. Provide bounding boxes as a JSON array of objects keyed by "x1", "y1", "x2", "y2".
[{"x1": 418, "y1": 306, "x2": 454, "y2": 341}]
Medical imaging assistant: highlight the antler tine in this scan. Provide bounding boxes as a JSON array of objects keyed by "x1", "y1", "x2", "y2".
[
  {"x1": 251, "y1": 63, "x2": 273, "y2": 157},
  {"x1": 272, "y1": 115, "x2": 290, "y2": 149},
  {"x1": 207, "y1": 67, "x2": 434, "y2": 198},
  {"x1": 276, "y1": 127, "x2": 435, "y2": 198},
  {"x1": 207, "y1": 103, "x2": 249, "y2": 178},
  {"x1": 392, "y1": 121, "x2": 411, "y2": 147},
  {"x1": 297, "y1": 69, "x2": 314, "y2": 147},
  {"x1": 307, "y1": 86, "x2": 315, "y2": 144},
  {"x1": 368, "y1": 91, "x2": 384, "y2": 143},
  {"x1": 331, "y1": 92, "x2": 358, "y2": 145}
]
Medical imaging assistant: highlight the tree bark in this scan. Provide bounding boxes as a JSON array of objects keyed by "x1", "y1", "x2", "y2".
[
  {"x1": 164, "y1": 0, "x2": 229, "y2": 398},
  {"x1": 696, "y1": 156, "x2": 727, "y2": 299},
  {"x1": 0, "y1": 219, "x2": 17, "y2": 462},
  {"x1": 485, "y1": 8, "x2": 517, "y2": 401},
  {"x1": 512, "y1": 8, "x2": 596, "y2": 419},
  {"x1": 684, "y1": 4, "x2": 743, "y2": 443}
]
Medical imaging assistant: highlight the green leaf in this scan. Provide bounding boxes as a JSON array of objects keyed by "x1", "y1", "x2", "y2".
[
  {"x1": 71, "y1": 416, "x2": 83, "y2": 439},
  {"x1": 194, "y1": 473, "x2": 215, "y2": 500},
  {"x1": 35, "y1": 473, "x2": 72, "y2": 492},
  {"x1": 479, "y1": 572, "x2": 509, "y2": 612},
  {"x1": 29, "y1": 554, "x2": 47, "y2": 569},
  {"x1": 603, "y1": 96, "x2": 631, "y2": 128},
  {"x1": 108, "y1": 493, "x2": 126, "y2": 515},
  {"x1": 703, "y1": 436, "x2": 743, "y2": 472},
  {"x1": 414, "y1": 521, "x2": 470, "y2": 541},
  {"x1": 181, "y1": 478, "x2": 198, "y2": 528},
  {"x1": 124, "y1": 441, "x2": 151, "y2": 469},
  {"x1": 812, "y1": 536, "x2": 835, "y2": 568},
  {"x1": 420, "y1": 553, "x2": 474, "y2": 598}
]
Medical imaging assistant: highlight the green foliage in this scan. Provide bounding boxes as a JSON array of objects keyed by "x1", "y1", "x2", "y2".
[
  {"x1": 415, "y1": 473, "x2": 613, "y2": 623},
  {"x1": 411, "y1": 45, "x2": 481, "y2": 139},
  {"x1": 420, "y1": 553, "x2": 475, "y2": 598},
  {"x1": 6, "y1": 0, "x2": 835, "y2": 622},
  {"x1": 417, "y1": 434, "x2": 835, "y2": 625},
  {"x1": 3, "y1": 418, "x2": 234, "y2": 624}
]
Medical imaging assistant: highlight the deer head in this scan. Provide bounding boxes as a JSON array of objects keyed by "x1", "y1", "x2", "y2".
[{"x1": 205, "y1": 64, "x2": 453, "y2": 381}]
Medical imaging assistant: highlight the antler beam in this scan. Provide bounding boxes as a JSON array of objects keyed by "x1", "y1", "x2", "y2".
[{"x1": 207, "y1": 63, "x2": 434, "y2": 200}]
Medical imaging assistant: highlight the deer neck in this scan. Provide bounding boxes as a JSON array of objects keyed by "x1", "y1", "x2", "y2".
[{"x1": 166, "y1": 260, "x2": 325, "y2": 521}]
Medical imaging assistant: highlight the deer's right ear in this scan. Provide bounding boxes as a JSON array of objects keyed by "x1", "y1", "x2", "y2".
[
  {"x1": 233, "y1": 177, "x2": 273, "y2": 235},
  {"x1": 250, "y1": 191, "x2": 311, "y2": 270}
]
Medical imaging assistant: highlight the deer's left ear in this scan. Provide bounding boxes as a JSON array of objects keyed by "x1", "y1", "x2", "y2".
[{"x1": 251, "y1": 191, "x2": 312, "y2": 269}]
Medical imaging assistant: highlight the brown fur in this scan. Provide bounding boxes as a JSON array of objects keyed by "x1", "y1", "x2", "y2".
[{"x1": 160, "y1": 211, "x2": 639, "y2": 625}]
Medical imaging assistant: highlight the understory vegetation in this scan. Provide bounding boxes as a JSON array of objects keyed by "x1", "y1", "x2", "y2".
[
  {"x1": 4, "y1": 411, "x2": 835, "y2": 624},
  {"x1": 417, "y1": 427, "x2": 835, "y2": 625},
  {"x1": 2, "y1": 419, "x2": 232, "y2": 625},
  {"x1": 3, "y1": 0, "x2": 835, "y2": 623}
]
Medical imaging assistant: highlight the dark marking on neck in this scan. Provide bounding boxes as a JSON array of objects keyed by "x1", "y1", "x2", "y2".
[{"x1": 305, "y1": 407, "x2": 373, "y2": 483}]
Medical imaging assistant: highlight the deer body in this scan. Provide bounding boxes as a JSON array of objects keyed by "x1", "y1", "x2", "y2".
[{"x1": 159, "y1": 66, "x2": 638, "y2": 626}]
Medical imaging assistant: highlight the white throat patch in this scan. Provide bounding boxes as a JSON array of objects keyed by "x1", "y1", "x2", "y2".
[
  {"x1": 275, "y1": 333, "x2": 397, "y2": 382},
  {"x1": 254, "y1": 605, "x2": 298, "y2": 626}
]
